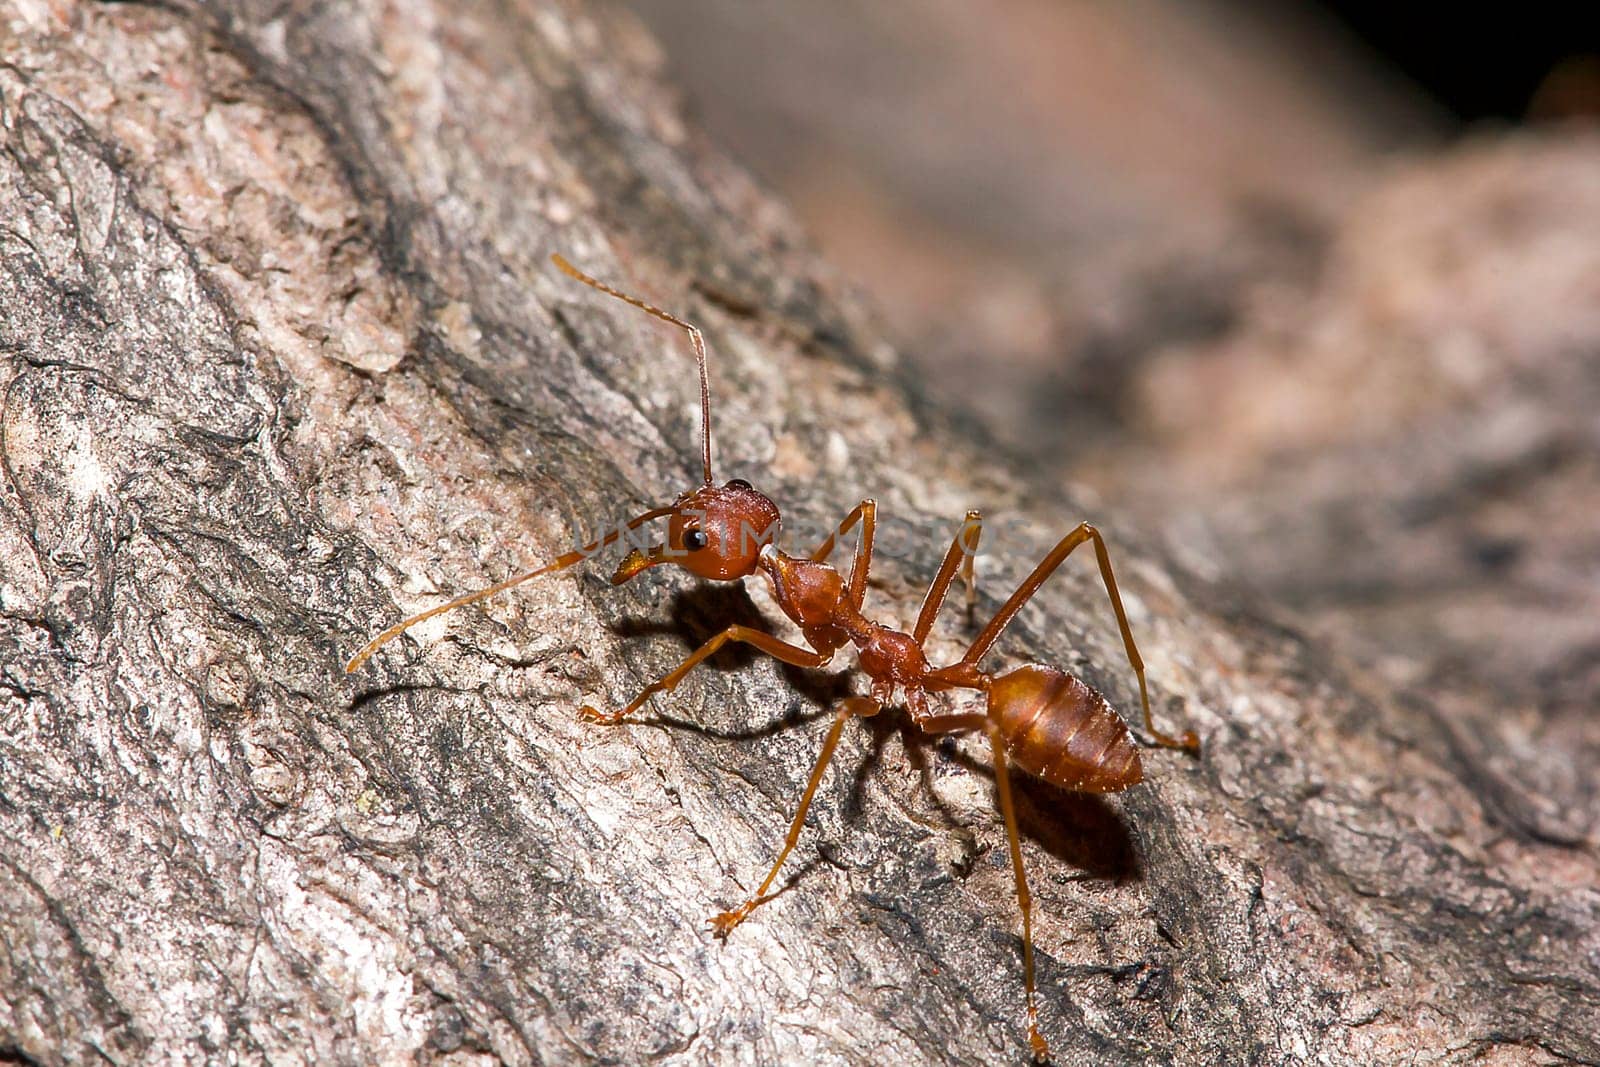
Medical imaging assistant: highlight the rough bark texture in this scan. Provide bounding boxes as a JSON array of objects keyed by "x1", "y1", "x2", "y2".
[{"x1": 1, "y1": 3, "x2": 1596, "y2": 1066}]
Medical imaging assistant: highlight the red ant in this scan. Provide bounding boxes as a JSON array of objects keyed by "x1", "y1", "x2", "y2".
[{"x1": 346, "y1": 254, "x2": 1200, "y2": 1060}]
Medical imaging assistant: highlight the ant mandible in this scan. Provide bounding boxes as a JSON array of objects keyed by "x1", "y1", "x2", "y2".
[{"x1": 346, "y1": 253, "x2": 1200, "y2": 1060}]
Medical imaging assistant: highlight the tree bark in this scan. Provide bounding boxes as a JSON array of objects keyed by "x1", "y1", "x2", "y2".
[{"x1": 1, "y1": 3, "x2": 1595, "y2": 1065}]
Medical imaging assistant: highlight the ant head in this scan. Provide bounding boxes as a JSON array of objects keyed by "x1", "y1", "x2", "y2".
[
  {"x1": 551, "y1": 257, "x2": 780, "y2": 583},
  {"x1": 612, "y1": 478, "x2": 781, "y2": 584},
  {"x1": 344, "y1": 259, "x2": 780, "y2": 676}
]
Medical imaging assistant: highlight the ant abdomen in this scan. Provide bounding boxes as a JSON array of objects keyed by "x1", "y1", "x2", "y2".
[{"x1": 989, "y1": 665, "x2": 1142, "y2": 792}]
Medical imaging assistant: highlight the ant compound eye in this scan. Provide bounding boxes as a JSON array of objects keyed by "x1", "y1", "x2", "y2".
[
  {"x1": 683, "y1": 529, "x2": 710, "y2": 551},
  {"x1": 727, "y1": 478, "x2": 753, "y2": 490}
]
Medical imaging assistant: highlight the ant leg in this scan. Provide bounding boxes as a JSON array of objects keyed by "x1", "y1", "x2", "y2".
[
  {"x1": 985, "y1": 720, "x2": 1050, "y2": 1061},
  {"x1": 918, "y1": 712, "x2": 988, "y2": 735},
  {"x1": 913, "y1": 510, "x2": 983, "y2": 644},
  {"x1": 581, "y1": 625, "x2": 827, "y2": 725},
  {"x1": 710, "y1": 696, "x2": 880, "y2": 936},
  {"x1": 810, "y1": 499, "x2": 876, "y2": 610},
  {"x1": 962, "y1": 523, "x2": 1198, "y2": 754},
  {"x1": 909, "y1": 699, "x2": 1047, "y2": 1052},
  {"x1": 961, "y1": 527, "x2": 979, "y2": 627}
]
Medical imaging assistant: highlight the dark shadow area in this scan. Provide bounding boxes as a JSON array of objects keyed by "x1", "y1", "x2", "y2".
[
  {"x1": 606, "y1": 574, "x2": 770, "y2": 647},
  {"x1": 854, "y1": 704, "x2": 1142, "y2": 885},
  {"x1": 1307, "y1": 2, "x2": 1600, "y2": 120},
  {"x1": 1013, "y1": 774, "x2": 1142, "y2": 884},
  {"x1": 643, "y1": 699, "x2": 834, "y2": 745}
]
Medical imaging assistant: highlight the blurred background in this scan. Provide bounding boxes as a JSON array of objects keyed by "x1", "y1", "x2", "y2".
[
  {"x1": 611, "y1": 0, "x2": 1595, "y2": 455},
  {"x1": 606, "y1": 0, "x2": 1599, "y2": 820}
]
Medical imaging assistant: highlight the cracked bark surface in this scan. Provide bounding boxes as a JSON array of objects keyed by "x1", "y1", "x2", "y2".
[{"x1": 1, "y1": 3, "x2": 1596, "y2": 1065}]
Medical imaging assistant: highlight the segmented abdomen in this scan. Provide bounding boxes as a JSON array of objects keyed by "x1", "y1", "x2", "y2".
[{"x1": 988, "y1": 665, "x2": 1141, "y2": 792}]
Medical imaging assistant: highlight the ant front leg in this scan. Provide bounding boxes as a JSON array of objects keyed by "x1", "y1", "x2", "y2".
[
  {"x1": 913, "y1": 509, "x2": 983, "y2": 644},
  {"x1": 963, "y1": 523, "x2": 1198, "y2": 754},
  {"x1": 810, "y1": 499, "x2": 875, "y2": 610},
  {"x1": 582, "y1": 625, "x2": 828, "y2": 725},
  {"x1": 710, "y1": 696, "x2": 880, "y2": 937}
]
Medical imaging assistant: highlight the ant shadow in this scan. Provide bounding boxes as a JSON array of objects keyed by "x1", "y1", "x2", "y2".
[
  {"x1": 848, "y1": 703, "x2": 1141, "y2": 884},
  {"x1": 607, "y1": 582, "x2": 850, "y2": 738},
  {"x1": 607, "y1": 581, "x2": 1140, "y2": 885}
]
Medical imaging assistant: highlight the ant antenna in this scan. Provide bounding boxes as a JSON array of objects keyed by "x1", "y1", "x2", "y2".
[
  {"x1": 552, "y1": 254, "x2": 715, "y2": 486},
  {"x1": 344, "y1": 504, "x2": 675, "y2": 674}
]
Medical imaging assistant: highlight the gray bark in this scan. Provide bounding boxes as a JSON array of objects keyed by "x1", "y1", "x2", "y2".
[{"x1": 1, "y1": 3, "x2": 1595, "y2": 1065}]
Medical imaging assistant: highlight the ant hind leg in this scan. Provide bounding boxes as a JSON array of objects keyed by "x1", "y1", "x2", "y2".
[
  {"x1": 985, "y1": 721, "x2": 1050, "y2": 1060},
  {"x1": 961, "y1": 523, "x2": 1198, "y2": 754}
]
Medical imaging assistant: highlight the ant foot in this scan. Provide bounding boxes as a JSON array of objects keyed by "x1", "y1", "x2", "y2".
[
  {"x1": 1151, "y1": 728, "x2": 1201, "y2": 755},
  {"x1": 579, "y1": 705, "x2": 627, "y2": 726},
  {"x1": 709, "y1": 906, "x2": 750, "y2": 938},
  {"x1": 1028, "y1": 1024, "x2": 1050, "y2": 1062}
]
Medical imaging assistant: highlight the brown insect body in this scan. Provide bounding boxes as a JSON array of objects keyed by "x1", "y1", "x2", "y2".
[
  {"x1": 754, "y1": 543, "x2": 1139, "y2": 793},
  {"x1": 988, "y1": 665, "x2": 1142, "y2": 792},
  {"x1": 346, "y1": 255, "x2": 1198, "y2": 1061}
]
